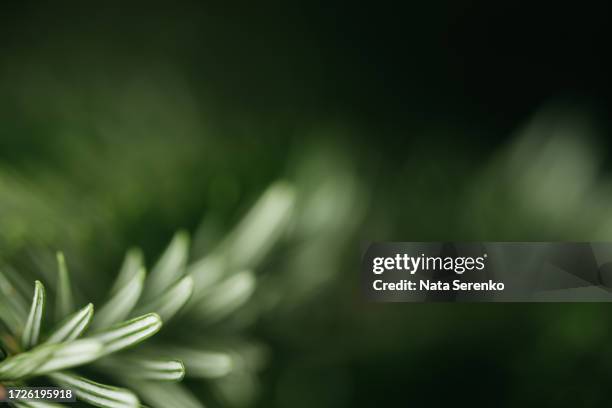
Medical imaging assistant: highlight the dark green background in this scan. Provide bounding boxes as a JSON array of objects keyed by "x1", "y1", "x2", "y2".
[{"x1": 2, "y1": 2, "x2": 612, "y2": 406}]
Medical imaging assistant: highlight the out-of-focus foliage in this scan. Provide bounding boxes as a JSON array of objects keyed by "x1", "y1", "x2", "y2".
[
  {"x1": 3, "y1": 75, "x2": 612, "y2": 407},
  {"x1": 0, "y1": 69, "x2": 367, "y2": 405},
  {"x1": 1, "y1": 5, "x2": 612, "y2": 405},
  {"x1": 1, "y1": 180, "x2": 301, "y2": 407}
]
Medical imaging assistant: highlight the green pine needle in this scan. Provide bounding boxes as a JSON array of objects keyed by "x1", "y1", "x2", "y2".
[
  {"x1": 45, "y1": 303, "x2": 94, "y2": 344},
  {"x1": 125, "y1": 380, "x2": 204, "y2": 408},
  {"x1": 50, "y1": 372, "x2": 140, "y2": 408},
  {"x1": 92, "y1": 269, "x2": 146, "y2": 330},
  {"x1": 110, "y1": 249, "x2": 144, "y2": 295},
  {"x1": 98, "y1": 356, "x2": 185, "y2": 382},
  {"x1": 162, "y1": 347, "x2": 233, "y2": 379},
  {"x1": 0, "y1": 339, "x2": 102, "y2": 380},
  {"x1": 91, "y1": 313, "x2": 162, "y2": 357},
  {"x1": 133, "y1": 275, "x2": 194, "y2": 322},
  {"x1": 191, "y1": 271, "x2": 256, "y2": 322},
  {"x1": 21, "y1": 281, "x2": 45, "y2": 350},
  {"x1": 143, "y1": 231, "x2": 189, "y2": 302},
  {"x1": 32, "y1": 340, "x2": 102, "y2": 376},
  {"x1": 55, "y1": 252, "x2": 74, "y2": 321}
]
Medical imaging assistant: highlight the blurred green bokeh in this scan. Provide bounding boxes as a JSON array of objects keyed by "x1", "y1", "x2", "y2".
[{"x1": 2, "y1": 3, "x2": 612, "y2": 407}]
